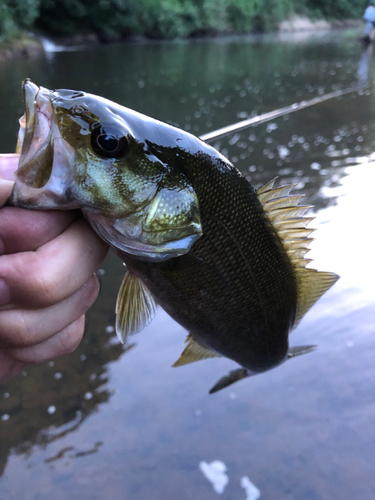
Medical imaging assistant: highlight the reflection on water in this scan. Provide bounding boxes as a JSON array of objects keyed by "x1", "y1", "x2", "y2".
[
  {"x1": 0, "y1": 29, "x2": 374, "y2": 500},
  {"x1": 357, "y1": 45, "x2": 373, "y2": 87}
]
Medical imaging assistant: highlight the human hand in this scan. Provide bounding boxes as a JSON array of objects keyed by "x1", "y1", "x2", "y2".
[{"x1": 0, "y1": 154, "x2": 109, "y2": 382}]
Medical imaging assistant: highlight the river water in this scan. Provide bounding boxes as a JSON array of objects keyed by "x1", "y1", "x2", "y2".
[{"x1": 0, "y1": 29, "x2": 374, "y2": 500}]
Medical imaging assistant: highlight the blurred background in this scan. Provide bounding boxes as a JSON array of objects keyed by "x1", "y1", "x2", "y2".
[{"x1": 0, "y1": 5, "x2": 375, "y2": 499}]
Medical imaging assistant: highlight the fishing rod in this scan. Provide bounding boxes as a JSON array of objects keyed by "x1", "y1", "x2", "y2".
[{"x1": 199, "y1": 85, "x2": 362, "y2": 143}]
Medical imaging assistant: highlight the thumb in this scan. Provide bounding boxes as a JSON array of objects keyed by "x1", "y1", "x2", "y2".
[
  {"x1": 0, "y1": 154, "x2": 19, "y2": 207},
  {"x1": 0, "y1": 154, "x2": 19, "y2": 181}
]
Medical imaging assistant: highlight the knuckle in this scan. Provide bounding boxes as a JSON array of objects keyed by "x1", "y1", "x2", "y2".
[
  {"x1": 20, "y1": 255, "x2": 65, "y2": 306},
  {"x1": 6, "y1": 313, "x2": 36, "y2": 348},
  {"x1": 57, "y1": 316, "x2": 85, "y2": 355},
  {"x1": 78, "y1": 276, "x2": 100, "y2": 314}
]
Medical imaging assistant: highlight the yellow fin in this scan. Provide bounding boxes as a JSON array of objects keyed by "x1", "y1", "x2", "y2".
[
  {"x1": 257, "y1": 179, "x2": 339, "y2": 328},
  {"x1": 172, "y1": 333, "x2": 221, "y2": 367},
  {"x1": 115, "y1": 267, "x2": 157, "y2": 343}
]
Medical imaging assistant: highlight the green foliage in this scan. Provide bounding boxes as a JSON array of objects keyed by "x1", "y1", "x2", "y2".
[
  {"x1": 0, "y1": 0, "x2": 369, "y2": 44},
  {"x1": 139, "y1": 0, "x2": 202, "y2": 38},
  {"x1": 36, "y1": 0, "x2": 141, "y2": 40},
  {"x1": 1, "y1": 0, "x2": 40, "y2": 43},
  {"x1": 305, "y1": 0, "x2": 364, "y2": 19}
]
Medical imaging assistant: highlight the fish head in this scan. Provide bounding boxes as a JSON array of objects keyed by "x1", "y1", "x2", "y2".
[{"x1": 10, "y1": 79, "x2": 203, "y2": 261}]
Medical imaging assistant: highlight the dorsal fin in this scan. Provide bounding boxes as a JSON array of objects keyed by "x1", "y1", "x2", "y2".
[
  {"x1": 257, "y1": 179, "x2": 339, "y2": 329},
  {"x1": 172, "y1": 333, "x2": 221, "y2": 367},
  {"x1": 115, "y1": 266, "x2": 157, "y2": 343}
]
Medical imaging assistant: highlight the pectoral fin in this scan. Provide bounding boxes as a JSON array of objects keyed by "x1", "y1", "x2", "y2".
[
  {"x1": 172, "y1": 333, "x2": 221, "y2": 367},
  {"x1": 115, "y1": 267, "x2": 157, "y2": 343}
]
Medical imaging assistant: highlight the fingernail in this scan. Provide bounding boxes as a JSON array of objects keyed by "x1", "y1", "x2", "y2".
[
  {"x1": 0, "y1": 279, "x2": 10, "y2": 306},
  {"x1": 0, "y1": 154, "x2": 19, "y2": 181}
]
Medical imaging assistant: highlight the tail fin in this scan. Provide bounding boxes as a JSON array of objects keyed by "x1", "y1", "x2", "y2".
[{"x1": 209, "y1": 345, "x2": 317, "y2": 393}]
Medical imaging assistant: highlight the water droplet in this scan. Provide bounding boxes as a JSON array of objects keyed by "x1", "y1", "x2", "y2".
[
  {"x1": 278, "y1": 146, "x2": 290, "y2": 160},
  {"x1": 54, "y1": 372, "x2": 62, "y2": 380},
  {"x1": 3, "y1": 392, "x2": 9, "y2": 399},
  {"x1": 84, "y1": 392, "x2": 93, "y2": 400},
  {"x1": 48, "y1": 361, "x2": 55, "y2": 367},
  {"x1": 2, "y1": 414, "x2": 9, "y2": 421},
  {"x1": 97, "y1": 269, "x2": 105, "y2": 276},
  {"x1": 266, "y1": 123, "x2": 278, "y2": 133},
  {"x1": 47, "y1": 406, "x2": 56, "y2": 415},
  {"x1": 195, "y1": 409, "x2": 202, "y2": 416},
  {"x1": 105, "y1": 326, "x2": 115, "y2": 334},
  {"x1": 229, "y1": 392, "x2": 237, "y2": 399},
  {"x1": 80, "y1": 355, "x2": 87, "y2": 361}
]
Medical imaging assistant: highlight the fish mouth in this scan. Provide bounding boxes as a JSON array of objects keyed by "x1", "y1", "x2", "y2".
[
  {"x1": 9, "y1": 80, "x2": 79, "y2": 210},
  {"x1": 16, "y1": 79, "x2": 54, "y2": 189}
]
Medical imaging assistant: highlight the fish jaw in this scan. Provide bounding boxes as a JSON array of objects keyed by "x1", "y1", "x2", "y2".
[
  {"x1": 9, "y1": 79, "x2": 80, "y2": 210},
  {"x1": 86, "y1": 211, "x2": 202, "y2": 262}
]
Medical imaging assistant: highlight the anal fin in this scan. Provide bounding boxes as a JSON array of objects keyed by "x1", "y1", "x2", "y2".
[
  {"x1": 172, "y1": 333, "x2": 221, "y2": 367},
  {"x1": 116, "y1": 266, "x2": 157, "y2": 343}
]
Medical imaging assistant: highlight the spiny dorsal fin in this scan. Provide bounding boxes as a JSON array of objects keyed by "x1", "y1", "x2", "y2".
[
  {"x1": 257, "y1": 179, "x2": 339, "y2": 328},
  {"x1": 172, "y1": 333, "x2": 221, "y2": 367},
  {"x1": 115, "y1": 266, "x2": 157, "y2": 343}
]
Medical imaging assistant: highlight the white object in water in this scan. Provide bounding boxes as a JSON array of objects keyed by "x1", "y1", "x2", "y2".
[
  {"x1": 241, "y1": 476, "x2": 261, "y2": 500},
  {"x1": 199, "y1": 460, "x2": 228, "y2": 494}
]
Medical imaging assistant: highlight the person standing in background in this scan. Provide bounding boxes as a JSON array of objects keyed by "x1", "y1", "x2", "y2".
[{"x1": 363, "y1": 1, "x2": 375, "y2": 43}]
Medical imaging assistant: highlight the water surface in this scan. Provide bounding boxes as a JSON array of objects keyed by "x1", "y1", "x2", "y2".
[{"x1": 0, "y1": 29, "x2": 374, "y2": 500}]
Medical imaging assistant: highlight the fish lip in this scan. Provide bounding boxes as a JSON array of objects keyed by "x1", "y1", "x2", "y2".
[
  {"x1": 23, "y1": 79, "x2": 39, "y2": 132},
  {"x1": 16, "y1": 80, "x2": 55, "y2": 188}
]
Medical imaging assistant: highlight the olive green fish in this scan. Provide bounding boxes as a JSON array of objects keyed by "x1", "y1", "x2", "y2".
[{"x1": 8, "y1": 80, "x2": 339, "y2": 392}]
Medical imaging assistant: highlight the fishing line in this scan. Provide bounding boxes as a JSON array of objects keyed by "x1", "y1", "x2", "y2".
[{"x1": 199, "y1": 85, "x2": 363, "y2": 143}]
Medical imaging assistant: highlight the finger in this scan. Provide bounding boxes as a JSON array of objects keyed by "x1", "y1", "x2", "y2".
[
  {"x1": 0, "y1": 154, "x2": 19, "y2": 181},
  {"x1": 0, "y1": 179, "x2": 15, "y2": 207},
  {"x1": 0, "y1": 274, "x2": 99, "y2": 347},
  {"x1": 0, "y1": 207, "x2": 78, "y2": 255},
  {"x1": 8, "y1": 315, "x2": 86, "y2": 364},
  {"x1": 0, "y1": 218, "x2": 109, "y2": 308},
  {"x1": 0, "y1": 154, "x2": 19, "y2": 207}
]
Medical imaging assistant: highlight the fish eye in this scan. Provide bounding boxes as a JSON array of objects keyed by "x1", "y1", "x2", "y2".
[
  {"x1": 72, "y1": 105, "x2": 85, "y2": 115},
  {"x1": 91, "y1": 126, "x2": 129, "y2": 159}
]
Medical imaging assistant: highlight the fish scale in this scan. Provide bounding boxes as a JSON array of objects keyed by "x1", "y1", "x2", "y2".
[{"x1": 121, "y1": 150, "x2": 298, "y2": 372}]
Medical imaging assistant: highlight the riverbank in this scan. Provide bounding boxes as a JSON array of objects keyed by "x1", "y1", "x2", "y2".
[
  {"x1": 0, "y1": 17, "x2": 363, "y2": 63},
  {"x1": 0, "y1": 34, "x2": 44, "y2": 62},
  {"x1": 278, "y1": 16, "x2": 361, "y2": 32}
]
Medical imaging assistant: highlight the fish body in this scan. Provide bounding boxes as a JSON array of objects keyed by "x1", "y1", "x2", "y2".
[{"x1": 8, "y1": 80, "x2": 339, "y2": 392}]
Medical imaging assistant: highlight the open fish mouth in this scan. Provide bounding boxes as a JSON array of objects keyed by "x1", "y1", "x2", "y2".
[
  {"x1": 8, "y1": 80, "x2": 79, "y2": 210},
  {"x1": 16, "y1": 79, "x2": 54, "y2": 189}
]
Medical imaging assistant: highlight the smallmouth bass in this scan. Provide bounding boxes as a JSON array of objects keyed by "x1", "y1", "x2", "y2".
[{"x1": 7, "y1": 80, "x2": 339, "y2": 392}]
